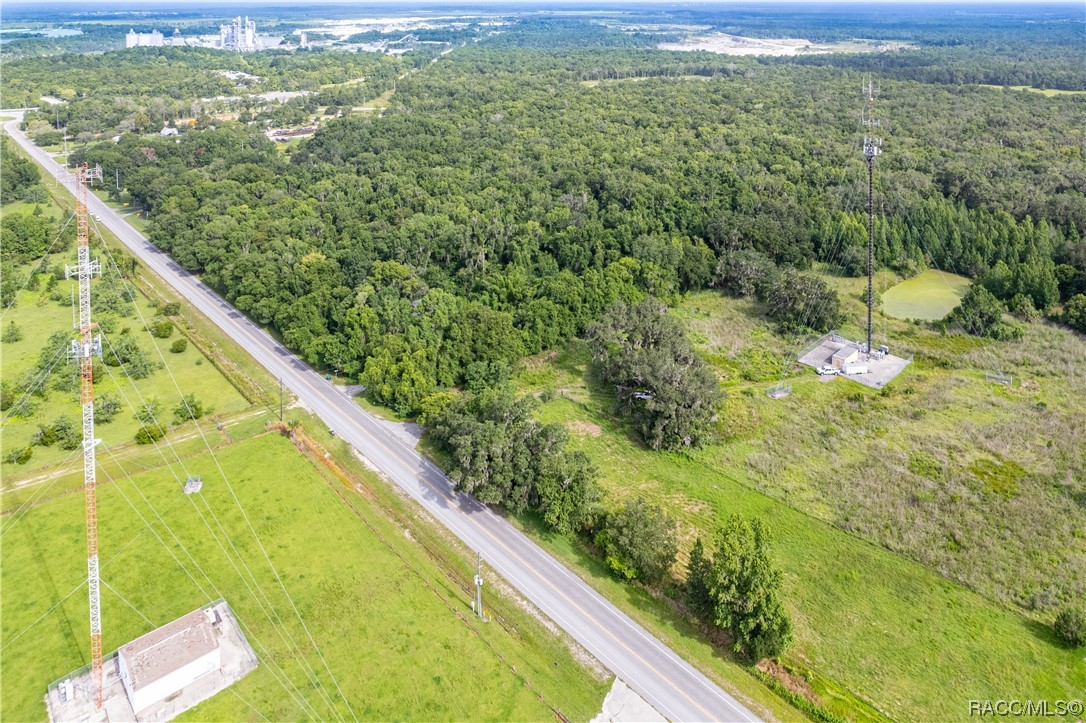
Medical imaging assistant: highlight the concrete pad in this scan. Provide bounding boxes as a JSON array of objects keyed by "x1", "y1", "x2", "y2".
[
  {"x1": 45, "y1": 601, "x2": 257, "y2": 723},
  {"x1": 591, "y1": 678, "x2": 666, "y2": 723},
  {"x1": 797, "y1": 334, "x2": 910, "y2": 389}
]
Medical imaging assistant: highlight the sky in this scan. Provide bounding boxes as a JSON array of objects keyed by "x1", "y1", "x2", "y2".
[{"x1": 7, "y1": 0, "x2": 1084, "y2": 4}]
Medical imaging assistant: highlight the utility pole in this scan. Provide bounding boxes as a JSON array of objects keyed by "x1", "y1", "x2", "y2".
[
  {"x1": 65, "y1": 163, "x2": 105, "y2": 709},
  {"x1": 279, "y1": 378, "x2": 284, "y2": 421},
  {"x1": 474, "y1": 554, "x2": 484, "y2": 621},
  {"x1": 861, "y1": 76, "x2": 882, "y2": 356}
]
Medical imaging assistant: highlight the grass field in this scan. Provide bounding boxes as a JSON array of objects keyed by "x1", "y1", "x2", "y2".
[
  {"x1": 1, "y1": 201, "x2": 250, "y2": 479},
  {"x1": 0, "y1": 141, "x2": 615, "y2": 723},
  {"x1": 510, "y1": 287, "x2": 1086, "y2": 722},
  {"x1": 881, "y1": 269, "x2": 971, "y2": 321},
  {"x1": 0, "y1": 432, "x2": 609, "y2": 721}
]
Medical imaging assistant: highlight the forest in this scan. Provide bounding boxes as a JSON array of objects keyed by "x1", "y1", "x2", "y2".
[
  {"x1": 4, "y1": 11, "x2": 1085, "y2": 717},
  {"x1": 5, "y1": 48, "x2": 405, "y2": 140},
  {"x1": 58, "y1": 41, "x2": 1085, "y2": 418},
  {"x1": 673, "y1": 4, "x2": 1086, "y2": 90}
]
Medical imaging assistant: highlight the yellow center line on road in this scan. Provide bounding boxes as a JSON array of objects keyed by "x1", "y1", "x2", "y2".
[
  {"x1": 11, "y1": 119, "x2": 755, "y2": 723},
  {"x1": 277, "y1": 358, "x2": 729, "y2": 722},
  {"x1": 126, "y1": 211, "x2": 747, "y2": 723}
]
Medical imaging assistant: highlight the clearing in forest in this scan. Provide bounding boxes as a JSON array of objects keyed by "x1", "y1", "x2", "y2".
[{"x1": 881, "y1": 269, "x2": 971, "y2": 321}]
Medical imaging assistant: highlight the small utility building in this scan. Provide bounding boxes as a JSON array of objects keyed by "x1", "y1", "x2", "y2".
[
  {"x1": 831, "y1": 346, "x2": 860, "y2": 369},
  {"x1": 118, "y1": 609, "x2": 221, "y2": 714}
]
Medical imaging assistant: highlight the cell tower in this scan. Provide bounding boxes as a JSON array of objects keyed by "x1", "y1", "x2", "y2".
[
  {"x1": 861, "y1": 76, "x2": 882, "y2": 356},
  {"x1": 65, "y1": 163, "x2": 105, "y2": 709}
]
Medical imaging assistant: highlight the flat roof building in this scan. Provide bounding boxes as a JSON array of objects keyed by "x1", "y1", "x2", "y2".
[
  {"x1": 831, "y1": 346, "x2": 860, "y2": 368},
  {"x1": 119, "y1": 609, "x2": 221, "y2": 714},
  {"x1": 126, "y1": 29, "x2": 164, "y2": 48},
  {"x1": 45, "y1": 600, "x2": 256, "y2": 723}
]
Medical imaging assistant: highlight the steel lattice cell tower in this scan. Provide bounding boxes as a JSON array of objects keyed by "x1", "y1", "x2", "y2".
[
  {"x1": 66, "y1": 163, "x2": 105, "y2": 709},
  {"x1": 861, "y1": 77, "x2": 882, "y2": 356}
]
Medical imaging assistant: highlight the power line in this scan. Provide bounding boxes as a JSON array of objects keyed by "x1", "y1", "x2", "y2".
[
  {"x1": 0, "y1": 448, "x2": 82, "y2": 537},
  {"x1": 94, "y1": 346, "x2": 336, "y2": 720},
  {"x1": 96, "y1": 445, "x2": 323, "y2": 721},
  {"x1": 93, "y1": 234, "x2": 358, "y2": 722},
  {"x1": 0, "y1": 212, "x2": 75, "y2": 322}
]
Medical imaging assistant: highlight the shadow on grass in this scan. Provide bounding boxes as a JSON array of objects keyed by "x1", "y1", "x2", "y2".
[
  {"x1": 1022, "y1": 615, "x2": 1066, "y2": 649},
  {"x1": 558, "y1": 341, "x2": 658, "y2": 454}
]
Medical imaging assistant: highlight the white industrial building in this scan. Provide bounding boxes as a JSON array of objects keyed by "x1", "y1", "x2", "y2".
[
  {"x1": 126, "y1": 29, "x2": 164, "y2": 48},
  {"x1": 45, "y1": 600, "x2": 257, "y2": 723},
  {"x1": 220, "y1": 16, "x2": 258, "y2": 52},
  {"x1": 118, "y1": 609, "x2": 221, "y2": 714}
]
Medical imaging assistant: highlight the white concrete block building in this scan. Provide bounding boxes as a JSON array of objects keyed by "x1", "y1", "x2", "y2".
[{"x1": 118, "y1": 609, "x2": 221, "y2": 714}]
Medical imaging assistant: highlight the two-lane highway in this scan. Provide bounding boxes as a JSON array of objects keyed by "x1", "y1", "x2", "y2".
[{"x1": 4, "y1": 114, "x2": 760, "y2": 723}]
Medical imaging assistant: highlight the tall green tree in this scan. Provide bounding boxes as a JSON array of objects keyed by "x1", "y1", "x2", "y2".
[
  {"x1": 946, "y1": 286, "x2": 1021, "y2": 340},
  {"x1": 710, "y1": 516, "x2": 793, "y2": 662},
  {"x1": 589, "y1": 298, "x2": 721, "y2": 451},
  {"x1": 594, "y1": 498, "x2": 678, "y2": 583}
]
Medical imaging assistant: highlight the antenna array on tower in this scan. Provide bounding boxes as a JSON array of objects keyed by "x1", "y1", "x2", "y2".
[{"x1": 860, "y1": 76, "x2": 882, "y2": 355}]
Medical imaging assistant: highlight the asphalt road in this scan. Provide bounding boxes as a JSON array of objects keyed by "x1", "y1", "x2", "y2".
[{"x1": 5, "y1": 115, "x2": 760, "y2": 723}]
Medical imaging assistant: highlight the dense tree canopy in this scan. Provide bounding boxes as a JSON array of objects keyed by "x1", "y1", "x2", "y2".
[
  {"x1": 946, "y1": 286, "x2": 1021, "y2": 341},
  {"x1": 0, "y1": 137, "x2": 42, "y2": 204},
  {"x1": 594, "y1": 498, "x2": 679, "y2": 583},
  {"x1": 53, "y1": 36, "x2": 1083, "y2": 415},
  {"x1": 428, "y1": 387, "x2": 599, "y2": 534},
  {"x1": 589, "y1": 299, "x2": 722, "y2": 450},
  {"x1": 5, "y1": 48, "x2": 404, "y2": 138}
]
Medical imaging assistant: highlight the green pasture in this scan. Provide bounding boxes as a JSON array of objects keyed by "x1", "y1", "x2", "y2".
[
  {"x1": 0, "y1": 434, "x2": 608, "y2": 721},
  {"x1": 523, "y1": 382, "x2": 1082, "y2": 722},
  {"x1": 1, "y1": 191, "x2": 250, "y2": 479},
  {"x1": 881, "y1": 269, "x2": 971, "y2": 321},
  {"x1": 0, "y1": 263, "x2": 249, "y2": 477},
  {"x1": 511, "y1": 287, "x2": 1086, "y2": 722}
]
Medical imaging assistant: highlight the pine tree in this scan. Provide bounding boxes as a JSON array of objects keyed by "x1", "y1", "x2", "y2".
[
  {"x1": 710, "y1": 516, "x2": 793, "y2": 662},
  {"x1": 685, "y1": 537, "x2": 714, "y2": 619}
]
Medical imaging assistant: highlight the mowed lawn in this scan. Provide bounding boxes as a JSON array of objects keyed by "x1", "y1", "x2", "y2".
[
  {"x1": 1, "y1": 248, "x2": 249, "y2": 478},
  {"x1": 0, "y1": 434, "x2": 607, "y2": 722},
  {"x1": 881, "y1": 269, "x2": 971, "y2": 321}
]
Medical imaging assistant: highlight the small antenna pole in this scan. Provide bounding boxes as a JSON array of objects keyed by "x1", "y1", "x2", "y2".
[{"x1": 474, "y1": 554, "x2": 484, "y2": 621}]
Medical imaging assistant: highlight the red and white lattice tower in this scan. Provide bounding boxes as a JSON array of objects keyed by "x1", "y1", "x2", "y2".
[{"x1": 65, "y1": 163, "x2": 105, "y2": 709}]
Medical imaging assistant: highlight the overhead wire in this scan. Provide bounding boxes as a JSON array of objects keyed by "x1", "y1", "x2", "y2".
[
  {"x1": 94, "y1": 345, "x2": 334, "y2": 721},
  {"x1": 0, "y1": 447, "x2": 82, "y2": 537},
  {"x1": 100, "y1": 579, "x2": 273, "y2": 722},
  {"x1": 96, "y1": 445, "x2": 323, "y2": 721},
  {"x1": 93, "y1": 230, "x2": 358, "y2": 721},
  {"x1": 0, "y1": 211, "x2": 75, "y2": 321},
  {"x1": 1, "y1": 343, "x2": 69, "y2": 425}
]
